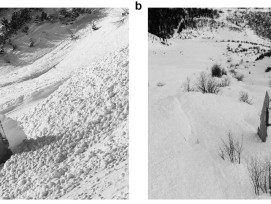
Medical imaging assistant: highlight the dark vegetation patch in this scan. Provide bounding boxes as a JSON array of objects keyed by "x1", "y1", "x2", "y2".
[
  {"x1": 0, "y1": 8, "x2": 93, "y2": 48},
  {"x1": 148, "y1": 8, "x2": 219, "y2": 39},
  {"x1": 211, "y1": 64, "x2": 227, "y2": 77},
  {"x1": 255, "y1": 50, "x2": 271, "y2": 61}
]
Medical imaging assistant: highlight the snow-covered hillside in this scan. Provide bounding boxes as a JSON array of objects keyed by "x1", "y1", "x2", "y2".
[
  {"x1": 0, "y1": 8, "x2": 128, "y2": 199},
  {"x1": 149, "y1": 8, "x2": 271, "y2": 199}
]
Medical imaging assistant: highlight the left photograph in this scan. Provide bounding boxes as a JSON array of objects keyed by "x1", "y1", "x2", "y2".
[{"x1": 0, "y1": 8, "x2": 129, "y2": 199}]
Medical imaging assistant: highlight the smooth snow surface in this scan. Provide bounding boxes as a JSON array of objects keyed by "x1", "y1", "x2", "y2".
[
  {"x1": 0, "y1": 8, "x2": 128, "y2": 199},
  {"x1": 149, "y1": 12, "x2": 271, "y2": 199}
]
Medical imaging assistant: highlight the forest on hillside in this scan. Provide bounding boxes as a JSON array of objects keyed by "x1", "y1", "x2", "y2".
[
  {"x1": 227, "y1": 10, "x2": 271, "y2": 40},
  {"x1": 148, "y1": 8, "x2": 219, "y2": 39},
  {"x1": 0, "y1": 8, "x2": 92, "y2": 47}
]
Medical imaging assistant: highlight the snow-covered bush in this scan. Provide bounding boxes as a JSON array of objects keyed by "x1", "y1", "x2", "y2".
[
  {"x1": 233, "y1": 73, "x2": 244, "y2": 81},
  {"x1": 29, "y1": 38, "x2": 34, "y2": 47},
  {"x1": 157, "y1": 82, "x2": 165, "y2": 87},
  {"x1": 220, "y1": 132, "x2": 243, "y2": 164},
  {"x1": 247, "y1": 156, "x2": 271, "y2": 196},
  {"x1": 247, "y1": 157, "x2": 264, "y2": 196},
  {"x1": 182, "y1": 77, "x2": 194, "y2": 92},
  {"x1": 113, "y1": 8, "x2": 129, "y2": 27},
  {"x1": 219, "y1": 76, "x2": 231, "y2": 87},
  {"x1": 211, "y1": 64, "x2": 227, "y2": 78},
  {"x1": 195, "y1": 72, "x2": 220, "y2": 94},
  {"x1": 229, "y1": 68, "x2": 237, "y2": 75},
  {"x1": 12, "y1": 44, "x2": 17, "y2": 51},
  {"x1": 239, "y1": 91, "x2": 252, "y2": 105},
  {"x1": 22, "y1": 26, "x2": 29, "y2": 34}
]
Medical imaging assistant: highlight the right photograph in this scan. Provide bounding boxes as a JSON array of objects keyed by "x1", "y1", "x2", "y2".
[{"x1": 149, "y1": 8, "x2": 271, "y2": 199}]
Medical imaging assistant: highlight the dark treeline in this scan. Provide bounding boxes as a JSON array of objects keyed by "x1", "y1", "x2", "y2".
[{"x1": 148, "y1": 8, "x2": 219, "y2": 39}]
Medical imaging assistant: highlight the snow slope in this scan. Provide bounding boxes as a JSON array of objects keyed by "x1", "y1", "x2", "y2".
[
  {"x1": 149, "y1": 11, "x2": 271, "y2": 199},
  {"x1": 0, "y1": 8, "x2": 128, "y2": 199}
]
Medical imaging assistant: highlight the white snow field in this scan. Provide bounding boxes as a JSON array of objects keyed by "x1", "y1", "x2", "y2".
[
  {"x1": 149, "y1": 9, "x2": 271, "y2": 199},
  {"x1": 0, "y1": 8, "x2": 128, "y2": 199}
]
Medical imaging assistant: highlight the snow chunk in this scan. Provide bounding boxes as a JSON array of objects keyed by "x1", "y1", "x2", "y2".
[{"x1": 0, "y1": 114, "x2": 26, "y2": 152}]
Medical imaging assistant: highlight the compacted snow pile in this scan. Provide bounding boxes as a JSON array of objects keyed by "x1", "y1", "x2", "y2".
[
  {"x1": 0, "y1": 8, "x2": 128, "y2": 199},
  {"x1": 149, "y1": 8, "x2": 271, "y2": 199}
]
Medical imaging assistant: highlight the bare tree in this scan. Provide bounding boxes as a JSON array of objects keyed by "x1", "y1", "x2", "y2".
[
  {"x1": 196, "y1": 72, "x2": 220, "y2": 94},
  {"x1": 235, "y1": 136, "x2": 243, "y2": 164},
  {"x1": 219, "y1": 147, "x2": 225, "y2": 160},
  {"x1": 182, "y1": 77, "x2": 194, "y2": 92},
  {"x1": 221, "y1": 132, "x2": 236, "y2": 163}
]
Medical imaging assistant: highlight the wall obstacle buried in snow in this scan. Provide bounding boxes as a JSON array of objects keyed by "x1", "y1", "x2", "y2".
[
  {"x1": 0, "y1": 120, "x2": 12, "y2": 164},
  {"x1": 257, "y1": 91, "x2": 271, "y2": 142}
]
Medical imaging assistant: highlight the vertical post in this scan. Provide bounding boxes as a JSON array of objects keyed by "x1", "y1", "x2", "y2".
[
  {"x1": 0, "y1": 120, "x2": 11, "y2": 164},
  {"x1": 258, "y1": 91, "x2": 270, "y2": 142}
]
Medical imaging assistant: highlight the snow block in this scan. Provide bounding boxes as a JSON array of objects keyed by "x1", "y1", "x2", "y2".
[
  {"x1": 258, "y1": 91, "x2": 270, "y2": 142},
  {"x1": 0, "y1": 114, "x2": 27, "y2": 152}
]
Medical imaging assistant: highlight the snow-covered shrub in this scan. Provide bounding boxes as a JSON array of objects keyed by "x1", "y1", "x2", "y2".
[
  {"x1": 239, "y1": 91, "x2": 252, "y2": 105},
  {"x1": 219, "y1": 147, "x2": 225, "y2": 160},
  {"x1": 92, "y1": 23, "x2": 99, "y2": 31},
  {"x1": 182, "y1": 77, "x2": 194, "y2": 92},
  {"x1": 219, "y1": 76, "x2": 231, "y2": 87},
  {"x1": 263, "y1": 158, "x2": 271, "y2": 195},
  {"x1": 235, "y1": 140, "x2": 243, "y2": 164},
  {"x1": 157, "y1": 82, "x2": 165, "y2": 87},
  {"x1": 211, "y1": 64, "x2": 227, "y2": 77},
  {"x1": 265, "y1": 67, "x2": 271, "y2": 72},
  {"x1": 229, "y1": 68, "x2": 237, "y2": 75},
  {"x1": 29, "y1": 38, "x2": 34, "y2": 47},
  {"x1": 247, "y1": 157, "x2": 264, "y2": 196},
  {"x1": 121, "y1": 8, "x2": 129, "y2": 16},
  {"x1": 12, "y1": 44, "x2": 17, "y2": 51},
  {"x1": 221, "y1": 132, "x2": 236, "y2": 163},
  {"x1": 113, "y1": 8, "x2": 129, "y2": 27},
  {"x1": 195, "y1": 72, "x2": 220, "y2": 94},
  {"x1": 227, "y1": 58, "x2": 232, "y2": 63},
  {"x1": 220, "y1": 132, "x2": 243, "y2": 164},
  {"x1": 233, "y1": 73, "x2": 244, "y2": 81},
  {"x1": 247, "y1": 157, "x2": 271, "y2": 196},
  {"x1": 22, "y1": 26, "x2": 29, "y2": 34}
]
